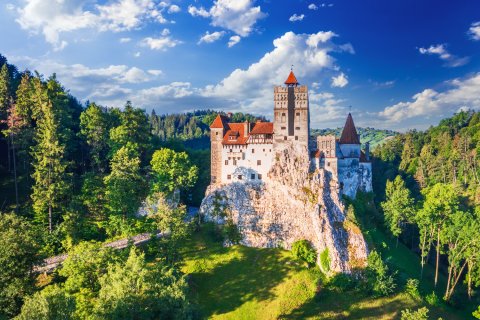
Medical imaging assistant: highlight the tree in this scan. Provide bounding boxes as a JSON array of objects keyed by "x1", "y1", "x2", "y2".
[
  {"x1": 150, "y1": 148, "x2": 198, "y2": 194},
  {"x1": 104, "y1": 145, "x2": 145, "y2": 220},
  {"x1": 0, "y1": 63, "x2": 11, "y2": 119},
  {"x1": 417, "y1": 183, "x2": 459, "y2": 287},
  {"x1": 145, "y1": 193, "x2": 189, "y2": 263},
  {"x1": 291, "y1": 240, "x2": 317, "y2": 267},
  {"x1": 400, "y1": 307, "x2": 429, "y2": 320},
  {"x1": 381, "y1": 175, "x2": 415, "y2": 245},
  {"x1": 0, "y1": 213, "x2": 41, "y2": 318},
  {"x1": 31, "y1": 95, "x2": 69, "y2": 232},
  {"x1": 473, "y1": 306, "x2": 480, "y2": 319},
  {"x1": 94, "y1": 247, "x2": 192, "y2": 319},
  {"x1": 80, "y1": 103, "x2": 111, "y2": 172},
  {"x1": 15, "y1": 284, "x2": 75, "y2": 320}
]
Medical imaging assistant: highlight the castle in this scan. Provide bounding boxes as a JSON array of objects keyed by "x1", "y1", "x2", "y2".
[{"x1": 209, "y1": 71, "x2": 372, "y2": 198}]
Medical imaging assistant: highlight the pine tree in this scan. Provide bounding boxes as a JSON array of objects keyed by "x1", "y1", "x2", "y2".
[
  {"x1": 31, "y1": 82, "x2": 69, "y2": 232},
  {"x1": 80, "y1": 103, "x2": 110, "y2": 172}
]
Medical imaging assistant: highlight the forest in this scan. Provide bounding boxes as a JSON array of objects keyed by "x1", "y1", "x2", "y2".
[{"x1": 1, "y1": 52, "x2": 480, "y2": 319}]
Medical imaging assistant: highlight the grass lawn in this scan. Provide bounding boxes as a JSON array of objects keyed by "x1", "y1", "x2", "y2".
[{"x1": 179, "y1": 225, "x2": 469, "y2": 320}]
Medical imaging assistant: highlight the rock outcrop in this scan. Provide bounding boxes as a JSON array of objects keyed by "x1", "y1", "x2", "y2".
[{"x1": 200, "y1": 144, "x2": 368, "y2": 273}]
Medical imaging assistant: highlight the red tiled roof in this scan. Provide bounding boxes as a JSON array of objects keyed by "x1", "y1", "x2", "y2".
[
  {"x1": 284, "y1": 71, "x2": 299, "y2": 85},
  {"x1": 223, "y1": 123, "x2": 249, "y2": 145},
  {"x1": 210, "y1": 114, "x2": 229, "y2": 129},
  {"x1": 339, "y1": 113, "x2": 360, "y2": 144},
  {"x1": 249, "y1": 122, "x2": 273, "y2": 135}
]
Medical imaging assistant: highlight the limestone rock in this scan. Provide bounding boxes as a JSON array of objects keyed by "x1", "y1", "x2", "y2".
[{"x1": 200, "y1": 144, "x2": 368, "y2": 273}]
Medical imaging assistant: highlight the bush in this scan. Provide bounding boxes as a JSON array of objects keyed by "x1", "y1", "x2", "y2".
[
  {"x1": 222, "y1": 219, "x2": 242, "y2": 245},
  {"x1": 366, "y1": 250, "x2": 397, "y2": 297},
  {"x1": 473, "y1": 305, "x2": 480, "y2": 319},
  {"x1": 400, "y1": 307, "x2": 429, "y2": 320},
  {"x1": 326, "y1": 273, "x2": 359, "y2": 292},
  {"x1": 405, "y1": 278, "x2": 420, "y2": 298},
  {"x1": 291, "y1": 240, "x2": 317, "y2": 267},
  {"x1": 425, "y1": 291, "x2": 440, "y2": 307},
  {"x1": 319, "y1": 249, "x2": 331, "y2": 274}
]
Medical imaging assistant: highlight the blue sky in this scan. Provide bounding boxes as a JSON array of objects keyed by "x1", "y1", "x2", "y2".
[{"x1": 0, "y1": 0, "x2": 479, "y2": 130}]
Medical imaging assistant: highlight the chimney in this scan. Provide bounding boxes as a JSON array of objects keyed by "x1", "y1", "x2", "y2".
[
  {"x1": 365, "y1": 142, "x2": 370, "y2": 161},
  {"x1": 244, "y1": 120, "x2": 250, "y2": 137}
]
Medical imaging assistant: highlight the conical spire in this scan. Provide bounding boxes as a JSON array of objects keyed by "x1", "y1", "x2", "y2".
[
  {"x1": 339, "y1": 113, "x2": 360, "y2": 144},
  {"x1": 284, "y1": 70, "x2": 299, "y2": 86}
]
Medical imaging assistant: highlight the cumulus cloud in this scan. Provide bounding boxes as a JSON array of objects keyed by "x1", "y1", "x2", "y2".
[
  {"x1": 468, "y1": 21, "x2": 480, "y2": 41},
  {"x1": 379, "y1": 73, "x2": 480, "y2": 123},
  {"x1": 119, "y1": 37, "x2": 132, "y2": 43},
  {"x1": 228, "y1": 35, "x2": 241, "y2": 47},
  {"x1": 140, "y1": 29, "x2": 182, "y2": 50},
  {"x1": 289, "y1": 14, "x2": 305, "y2": 22},
  {"x1": 167, "y1": 4, "x2": 180, "y2": 13},
  {"x1": 308, "y1": 4, "x2": 318, "y2": 10},
  {"x1": 198, "y1": 31, "x2": 226, "y2": 44},
  {"x1": 418, "y1": 44, "x2": 469, "y2": 67},
  {"x1": 14, "y1": 0, "x2": 173, "y2": 49},
  {"x1": 331, "y1": 73, "x2": 348, "y2": 88},
  {"x1": 188, "y1": 0, "x2": 265, "y2": 37}
]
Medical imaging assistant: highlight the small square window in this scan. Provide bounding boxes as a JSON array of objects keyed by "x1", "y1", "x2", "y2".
[
  {"x1": 296, "y1": 112, "x2": 300, "y2": 116},
  {"x1": 238, "y1": 175, "x2": 242, "y2": 180},
  {"x1": 263, "y1": 149, "x2": 265, "y2": 152},
  {"x1": 216, "y1": 132, "x2": 219, "y2": 136},
  {"x1": 295, "y1": 136, "x2": 298, "y2": 140},
  {"x1": 258, "y1": 174, "x2": 262, "y2": 180},
  {"x1": 251, "y1": 174, "x2": 255, "y2": 179},
  {"x1": 327, "y1": 162, "x2": 330, "y2": 167},
  {"x1": 295, "y1": 127, "x2": 300, "y2": 130},
  {"x1": 227, "y1": 175, "x2": 231, "y2": 179},
  {"x1": 230, "y1": 149, "x2": 233, "y2": 152},
  {"x1": 233, "y1": 160, "x2": 237, "y2": 165},
  {"x1": 252, "y1": 149, "x2": 255, "y2": 153},
  {"x1": 225, "y1": 160, "x2": 228, "y2": 165},
  {"x1": 281, "y1": 126, "x2": 286, "y2": 130},
  {"x1": 284, "y1": 136, "x2": 287, "y2": 140},
  {"x1": 257, "y1": 160, "x2": 261, "y2": 165}
]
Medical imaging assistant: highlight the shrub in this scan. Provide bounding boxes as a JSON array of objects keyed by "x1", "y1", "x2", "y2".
[
  {"x1": 405, "y1": 278, "x2": 420, "y2": 298},
  {"x1": 425, "y1": 291, "x2": 440, "y2": 307},
  {"x1": 326, "y1": 273, "x2": 359, "y2": 292},
  {"x1": 400, "y1": 307, "x2": 429, "y2": 320},
  {"x1": 473, "y1": 306, "x2": 480, "y2": 319},
  {"x1": 222, "y1": 219, "x2": 242, "y2": 245},
  {"x1": 291, "y1": 240, "x2": 317, "y2": 267},
  {"x1": 319, "y1": 249, "x2": 331, "y2": 274},
  {"x1": 366, "y1": 250, "x2": 397, "y2": 297}
]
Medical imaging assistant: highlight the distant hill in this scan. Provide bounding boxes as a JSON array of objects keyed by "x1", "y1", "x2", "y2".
[{"x1": 311, "y1": 127, "x2": 398, "y2": 150}]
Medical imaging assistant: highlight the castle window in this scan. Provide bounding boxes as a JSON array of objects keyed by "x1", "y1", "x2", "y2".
[
  {"x1": 263, "y1": 149, "x2": 265, "y2": 152},
  {"x1": 225, "y1": 160, "x2": 228, "y2": 165},
  {"x1": 295, "y1": 127, "x2": 300, "y2": 130},
  {"x1": 233, "y1": 159, "x2": 237, "y2": 165},
  {"x1": 238, "y1": 175, "x2": 242, "y2": 180},
  {"x1": 327, "y1": 162, "x2": 330, "y2": 167},
  {"x1": 230, "y1": 149, "x2": 233, "y2": 152},
  {"x1": 258, "y1": 174, "x2": 262, "y2": 180},
  {"x1": 281, "y1": 126, "x2": 286, "y2": 130},
  {"x1": 251, "y1": 174, "x2": 255, "y2": 179},
  {"x1": 211, "y1": 176, "x2": 216, "y2": 183},
  {"x1": 216, "y1": 132, "x2": 219, "y2": 136},
  {"x1": 295, "y1": 136, "x2": 298, "y2": 140},
  {"x1": 281, "y1": 113, "x2": 286, "y2": 122},
  {"x1": 252, "y1": 148, "x2": 255, "y2": 153},
  {"x1": 284, "y1": 136, "x2": 287, "y2": 140},
  {"x1": 227, "y1": 175, "x2": 231, "y2": 180},
  {"x1": 257, "y1": 160, "x2": 262, "y2": 165}
]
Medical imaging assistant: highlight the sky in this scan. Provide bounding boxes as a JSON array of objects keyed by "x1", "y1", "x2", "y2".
[{"x1": 0, "y1": 0, "x2": 479, "y2": 131}]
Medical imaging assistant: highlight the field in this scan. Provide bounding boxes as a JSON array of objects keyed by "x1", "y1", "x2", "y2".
[{"x1": 179, "y1": 225, "x2": 469, "y2": 320}]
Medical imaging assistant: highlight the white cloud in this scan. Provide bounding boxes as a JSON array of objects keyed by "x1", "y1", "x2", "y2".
[
  {"x1": 14, "y1": 0, "x2": 172, "y2": 49},
  {"x1": 468, "y1": 21, "x2": 480, "y2": 41},
  {"x1": 198, "y1": 31, "x2": 226, "y2": 44},
  {"x1": 228, "y1": 35, "x2": 241, "y2": 47},
  {"x1": 140, "y1": 29, "x2": 181, "y2": 50},
  {"x1": 418, "y1": 44, "x2": 469, "y2": 67},
  {"x1": 308, "y1": 4, "x2": 318, "y2": 10},
  {"x1": 188, "y1": 0, "x2": 265, "y2": 37},
  {"x1": 289, "y1": 14, "x2": 305, "y2": 22},
  {"x1": 134, "y1": 51, "x2": 141, "y2": 57},
  {"x1": 379, "y1": 73, "x2": 480, "y2": 123},
  {"x1": 331, "y1": 73, "x2": 348, "y2": 88},
  {"x1": 147, "y1": 69, "x2": 163, "y2": 76},
  {"x1": 168, "y1": 4, "x2": 180, "y2": 13},
  {"x1": 119, "y1": 37, "x2": 132, "y2": 43}
]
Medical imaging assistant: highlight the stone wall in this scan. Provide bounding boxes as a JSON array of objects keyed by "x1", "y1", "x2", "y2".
[{"x1": 200, "y1": 144, "x2": 368, "y2": 273}]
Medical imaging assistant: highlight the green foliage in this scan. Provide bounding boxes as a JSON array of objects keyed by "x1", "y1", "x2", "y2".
[
  {"x1": 150, "y1": 148, "x2": 198, "y2": 194},
  {"x1": 425, "y1": 291, "x2": 440, "y2": 306},
  {"x1": 15, "y1": 284, "x2": 75, "y2": 320},
  {"x1": 291, "y1": 240, "x2": 317, "y2": 267},
  {"x1": 0, "y1": 214, "x2": 41, "y2": 318},
  {"x1": 346, "y1": 204, "x2": 358, "y2": 225},
  {"x1": 381, "y1": 175, "x2": 415, "y2": 238},
  {"x1": 405, "y1": 278, "x2": 421, "y2": 298},
  {"x1": 319, "y1": 249, "x2": 331, "y2": 274},
  {"x1": 400, "y1": 307, "x2": 429, "y2": 320},
  {"x1": 473, "y1": 306, "x2": 480, "y2": 319},
  {"x1": 366, "y1": 250, "x2": 397, "y2": 297},
  {"x1": 80, "y1": 172, "x2": 106, "y2": 221},
  {"x1": 222, "y1": 218, "x2": 242, "y2": 245},
  {"x1": 104, "y1": 145, "x2": 145, "y2": 221}
]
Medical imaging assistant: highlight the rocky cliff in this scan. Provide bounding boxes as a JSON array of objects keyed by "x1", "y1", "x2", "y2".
[{"x1": 200, "y1": 144, "x2": 368, "y2": 273}]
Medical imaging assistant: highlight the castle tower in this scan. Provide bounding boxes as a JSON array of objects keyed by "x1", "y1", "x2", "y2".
[
  {"x1": 273, "y1": 70, "x2": 310, "y2": 151},
  {"x1": 339, "y1": 113, "x2": 361, "y2": 158},
  {"x1": 210, "y1": 114, "x2": 228, "y2": 184}
]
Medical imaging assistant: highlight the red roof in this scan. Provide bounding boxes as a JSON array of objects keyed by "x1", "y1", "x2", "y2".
[
  {"x1": 249, "y1": 122, "x2": 273, "y2": 135},
  {"x1": 339, "y1": 113, "x2": 360, "y2": 144},
  {"x1": 284, "y1": 71, "x2": 299, "y2": 85},
  {"x1": 223, "y1": 123, "x2": 249, "y2": 145},
  {"x1": 210, "y1": 114, "x2": 229, "y2": 129}
]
